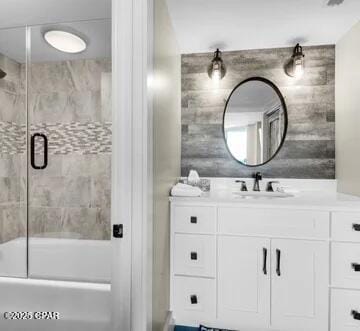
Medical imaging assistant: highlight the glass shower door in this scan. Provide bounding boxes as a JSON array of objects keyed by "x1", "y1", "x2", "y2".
[
  {"x1": 0, "y1": 27, "x2": 27, "y2": 278},
  {"x1": 27, "y1": 20, "x2": 112, "y2": 283}
]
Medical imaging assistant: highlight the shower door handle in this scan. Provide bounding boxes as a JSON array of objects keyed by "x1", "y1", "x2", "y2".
[{"x1": 31, "y1": 133, "x2": 48, "y2": 170}]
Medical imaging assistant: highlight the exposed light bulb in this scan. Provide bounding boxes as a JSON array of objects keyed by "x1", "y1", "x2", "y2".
[
  {"x1": 208, "y1": 48, "x2": 226, "y2": 83},
  {"x1": 293, "y1": 59, "x2": 304, "y2": 78},
  {"x1": 285, "y1": 43, "x2": 305, "y2": 78},
  {"x1": 212, "y1": 69, "x2": 221, "y2": 82}
]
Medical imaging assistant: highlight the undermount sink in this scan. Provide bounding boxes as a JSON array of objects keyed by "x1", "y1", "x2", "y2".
[{"x1": 232, "y1": 191, "x2": 294, "y2": 199}]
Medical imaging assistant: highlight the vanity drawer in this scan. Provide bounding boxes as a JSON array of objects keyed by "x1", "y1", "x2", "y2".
[
  {"x1": 331, "y1": 289, "x2": 360, "y2": 331},
  {"x1": 173, "y1": 234, "x2": 216, "y2": 277},
  {"x1": 172, "y1": 205, "x2": 216, "y2": 234},
  {"x1": 332, "y1": 242, "x2": 360, "y2": 288},
  {"x1": 172, "y1": 276, "x2": 216, "y2": 325},
  {"x1": 218, "y1": 207, "x2": 329, "y2": 239},
  {"x1": 332, "y1": 212, "x2": 360, "y2": 242}
]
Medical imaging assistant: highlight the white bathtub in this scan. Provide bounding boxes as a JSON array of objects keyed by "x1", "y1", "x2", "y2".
[
  {"x1": 0, "y1": 237, "x2": 112, "y2": 330},
  {"x1": 0, "y1": 237, "x2": 111, "y2": 283},
  {"x1": 0, "y1": 277, "x2": 111, "y2": 331},
  {"x1": 0, "y1": 237, "x2": 27, "y2": 278},
  {"x1": 29, "y1": 237, "x2": 111, "y2": 283}
]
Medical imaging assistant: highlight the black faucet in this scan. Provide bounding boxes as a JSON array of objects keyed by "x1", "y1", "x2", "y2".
[
  {"x1": 253, "y1": 172, "x2": 262, "y2": 191},
  {"x1": 266, "y1": 181, "x2": 280, "y2": 192},
  {"x1": 235, "y1": 180, "x2": 248, "y2": 192}
]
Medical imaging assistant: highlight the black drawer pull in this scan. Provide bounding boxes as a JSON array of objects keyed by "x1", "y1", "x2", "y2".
[
  {"x1": 352, "y1": 310, "x2": 360, "y2": 320},
  {"x1": 263, "y1": 248, "x2": 267, "y2": 275},
  {"x1": 190, "y1": 216, "x2": 197, "y2": 224},
  {"x1": 352, "y1": 263, "x2": 360, "y2": 272},
  {"x1": 190, "y1": 295, "x2": 198, "y2": 304},
  {"x1": 353, "y1": 224, "x2": 360, "y2": 231},
  {"x1": 190, "y1": 252, "x2": 198, "y2": 260},
  {"x1": 276, "y1": 249, "x2": 281, "y2": 276}
]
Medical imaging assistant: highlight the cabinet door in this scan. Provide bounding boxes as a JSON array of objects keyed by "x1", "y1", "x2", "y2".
[
  {"x1": 218, "y1": 236, "x2": 270, "y2": 329},
  {"x1": 271, "y1": 239, "x2": 328, "y2": 331}
]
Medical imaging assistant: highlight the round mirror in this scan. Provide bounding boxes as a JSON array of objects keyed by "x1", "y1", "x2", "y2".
[{"x1": 223, "y1": 77, "x2": 288, "y2": 167}]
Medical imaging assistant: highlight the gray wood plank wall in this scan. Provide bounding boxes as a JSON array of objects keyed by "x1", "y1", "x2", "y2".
[{"x1": 181, "y1": 45, "x2": 335, "y2": 178}]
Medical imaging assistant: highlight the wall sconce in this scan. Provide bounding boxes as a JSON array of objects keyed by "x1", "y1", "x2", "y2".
[
  {"x1": 285, "y1": 43, "x2": 305, "y2": 78},
  {"x1": 208, "y1": 48, "x2": 226, "y2": 82},
  {"x1": 0, "y1": 68, "x2": 7, "y2": 79}
]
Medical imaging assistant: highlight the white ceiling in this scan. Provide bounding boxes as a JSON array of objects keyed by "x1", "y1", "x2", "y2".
[
  {"x1": 0, "y1": 0, "x2": 111, "y2": 63},
  {"x1": 0, "y1": 20, "x2": 111, "y2": 63},
  {"x1": 166, "y1": 0, "x2": 360, "y2": 54},
  {"x1": 228, "y1": 81, "x2": 280, "y2": 111},
  {"x1": 0, "y1": 0, "x2": 111, "y2": 29}
]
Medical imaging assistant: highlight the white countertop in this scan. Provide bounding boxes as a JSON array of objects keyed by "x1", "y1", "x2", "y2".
[{"x1": 170, "y1": 190, "x2": 360, "y2": 212}]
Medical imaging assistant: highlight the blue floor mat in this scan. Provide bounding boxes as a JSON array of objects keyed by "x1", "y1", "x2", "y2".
[{"x1": 174, "y1": 326, "x2": 198, "y2": 331}]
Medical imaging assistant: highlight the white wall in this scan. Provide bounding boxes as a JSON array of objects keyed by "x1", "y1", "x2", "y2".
[
  {"x1": 153, "y1": 0, "x2": 181, "y2": 329},
  {"x1": 336, "y1": 21, "x2": 360, "y2": 196}
]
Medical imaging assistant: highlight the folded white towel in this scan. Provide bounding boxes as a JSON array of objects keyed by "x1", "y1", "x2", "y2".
[
  {"x1": 174, "y1": 183, "x2": 198, "y2": 190},
  {"x1": 171, "y1": 183, "x2": 202, "y2": 197}
]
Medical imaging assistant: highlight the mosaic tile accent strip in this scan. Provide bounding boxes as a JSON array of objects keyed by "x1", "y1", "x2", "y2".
[
  {"x1": 31, "y1": 122, "x2": 112, "y2": 155},
  {"x1": 0, "y1": 121, "x2": 26, "y2": 155},
  {"x1": 0, "y1": 121, "x2": 112, "y2": 155}
]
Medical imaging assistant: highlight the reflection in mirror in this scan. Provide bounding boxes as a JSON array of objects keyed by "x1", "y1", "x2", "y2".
[{"x1": 223, "y1": 78, "x2": 287, "y2": 166}]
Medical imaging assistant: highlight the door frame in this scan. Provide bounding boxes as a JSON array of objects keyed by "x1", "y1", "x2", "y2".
[{"x1": 111, "y1": 0, "x2": 153, "y2": 330}]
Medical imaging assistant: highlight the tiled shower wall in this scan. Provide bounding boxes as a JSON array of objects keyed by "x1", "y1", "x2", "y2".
[
  {"x1": 181, "y1": 45, "x2": 335, "y2": 178},
  {"x1": 0, "y1": 56, "x2": 111, "y2": 242},
  {"x1": 0, "y1": 53, "x2": 26, "y2": 244},
  {"x1": 29, "y1": 58, "x2": 112, "y2": 240}
]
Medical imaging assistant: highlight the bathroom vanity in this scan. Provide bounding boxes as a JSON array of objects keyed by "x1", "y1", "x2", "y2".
[{"x1": 169, "y1": 184, "x2": 360, "y2": 331}]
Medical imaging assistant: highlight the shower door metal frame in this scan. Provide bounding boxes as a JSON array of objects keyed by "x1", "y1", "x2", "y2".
[{"x1": 112, "y1": 0, "x2": 153, "y2": 330}]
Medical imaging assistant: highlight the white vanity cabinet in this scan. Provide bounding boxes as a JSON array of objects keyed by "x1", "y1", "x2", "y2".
[
  {"x1": 170, "y1": 203, "x2": 330, "y2": 331},
  {"x1": 217, "y1": 235, "x2": 328, "y2": 330},
  {"x1": 331, "y1": 211, "x2": 360, "y2": 331},
  {"x1": 270, "y1": 239, "x2": 328, "y2": 331},
  {"x1": 217, "y1": 236, "x2": 270, "y2": 329}
]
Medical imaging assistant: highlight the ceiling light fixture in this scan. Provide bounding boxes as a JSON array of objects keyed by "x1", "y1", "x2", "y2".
[
  {"x1": 44, "y1": 30, "x2": 87, "y2": 54},
  {"x1": 285, "y1": 43, "x2": 305, "y2": 78},
  {"x1": 208, "y1": 48, "x2": 226, "y2": 82}
]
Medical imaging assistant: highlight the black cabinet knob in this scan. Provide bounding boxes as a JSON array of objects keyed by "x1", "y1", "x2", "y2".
[
  {"x1": 190, "y1": 252, "x2": 198, "y2": 260},
  {"x1": 352, "y1": 223, "x2": 360, "y2": 231},
  {"x1": 352, "y1": 310, "x2": 360, "y2": 320},
  {"x1": 352, "y1": 263, "x2": 360, "y2": 272},
  {"x1": 190, "y1": 295, "x2": 198, "y2": 304},
  {"x1": 190, "y1": 216, "x2": 197, "y2": 224}
]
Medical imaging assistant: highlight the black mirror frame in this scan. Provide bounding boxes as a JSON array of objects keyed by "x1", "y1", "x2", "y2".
[{"x1": 222, "y1": 77, "x2": 288, "y2": 168}]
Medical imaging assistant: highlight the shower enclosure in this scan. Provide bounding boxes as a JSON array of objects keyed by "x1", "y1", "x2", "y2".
[{"x1": 0, "y1": 19, "x2": 112, "y2": 330}]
